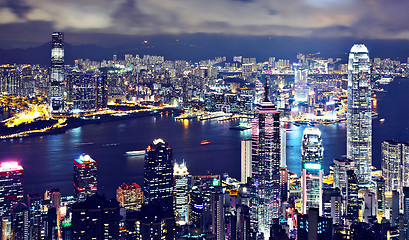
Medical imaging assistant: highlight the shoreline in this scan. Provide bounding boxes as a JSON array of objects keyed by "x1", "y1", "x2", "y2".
[{"x1": 0, "y1": 107, "x2": 181, "y2": 140}]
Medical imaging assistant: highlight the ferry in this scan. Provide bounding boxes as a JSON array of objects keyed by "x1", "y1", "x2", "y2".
[
  {"x1": 124, "y1": 150, "x2": 146, "y2": 156},
  {"x1": 200, "y1": 140, "x2": 210, "y2": 145},
  {"x1": 198, "y1": 111, "x2": 226, "y2": 121},
  {"x1": 380, "y1": 118, "x2": 385, "y2": 123}
]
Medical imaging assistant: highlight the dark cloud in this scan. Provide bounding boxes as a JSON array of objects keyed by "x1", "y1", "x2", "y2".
[{"x1": 4, "y1": 0, "x2": 32, "y2": 18}]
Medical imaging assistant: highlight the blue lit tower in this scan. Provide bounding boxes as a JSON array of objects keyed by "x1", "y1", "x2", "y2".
[
  {"x1": 250, "y1": 79, "x2": 281, "y2": 237},
  {"x1": 49, "y1": 32, "x2": 65, "y2": 112},
  {"x1": 347, "y1": 44, "x2": 372, "y2": 186},
  {"x1": 73, "y1": 154, "x2": 97, "y2": 201},
  {"x1": 301, "y1": 128, "x2": 323, "y2": 215},
  {"x1": 144, "y1": 139, "x2": 174, "y2": 215}
]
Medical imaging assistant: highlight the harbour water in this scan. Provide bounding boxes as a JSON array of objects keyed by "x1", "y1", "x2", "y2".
[{"x1": 0, "y1": 78, "x2": 408, "y2": 198}]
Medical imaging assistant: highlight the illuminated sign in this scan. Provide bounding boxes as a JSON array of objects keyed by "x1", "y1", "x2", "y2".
[
  {"x1": 213, "y1": 179, "x2": 220, "y2": 186},
  {"x1": 304, "y1": 163, "x2": 321, "y2": 170}
]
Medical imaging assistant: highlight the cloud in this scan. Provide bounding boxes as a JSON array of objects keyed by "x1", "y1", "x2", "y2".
[{"x1": 1, "y1": 0, "x2": 409, "y2": 48}]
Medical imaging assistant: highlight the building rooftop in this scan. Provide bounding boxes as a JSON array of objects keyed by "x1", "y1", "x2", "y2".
[{"x1": 0, "y1": 162, "x2": 23, "y2": 172}]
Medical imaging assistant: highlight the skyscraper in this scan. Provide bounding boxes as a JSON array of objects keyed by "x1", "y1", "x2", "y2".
[
  {"x1": 49, "y1": 32, "x2": 65, "y2": 112},
  {"x1": 241, "y1": 139, "x2": 252, "y2": 183},
  {"x1": 144, "y1": 139, "x2": 174, "y2": 215},
  {"x1": 0, "y1": 161, "x2": 24, "y2": 216},
  {"x1": 67, "y1": 71, "x2": 96, "y2": 111},
  {"x1": 381, "y1": 140, "x2": 403, "y2": 193},
  {"x1": 294, "y1": 68, "x2": 308, "y2": 102},
  {"x1": 173, "y1": 162, "x2": 189, "y2": 225},
  {"x1": 301, "y1": 128, "x2": 323, "y2": 215},
  {"x1": 250, "y1": 79, "x2": 281, "y2": 237},
  {"x1": 11, "y1": 202, "x2": 29, "y2": 240},
  {"x1": 347, "y1": 44, "x2": 372, "y2": 186},
  {"x1": 73, "y1": 154, "x2": 97, "y2": 201}
]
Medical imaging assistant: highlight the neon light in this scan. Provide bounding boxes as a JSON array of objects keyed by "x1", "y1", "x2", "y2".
[
  {"x1": 0, "y1": 162, "x2": 23, "y2": 172},
  {"x1": 304, "y1": 163, "x2": 321, "y2": 170}
]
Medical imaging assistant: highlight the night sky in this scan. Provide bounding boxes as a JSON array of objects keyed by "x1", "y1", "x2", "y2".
[{"x1": 1, "y1": 0, "x2": 409, "y2": 49}]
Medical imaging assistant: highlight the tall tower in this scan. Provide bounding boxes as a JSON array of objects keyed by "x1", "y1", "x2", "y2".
[
  {"x1": 250, "y1": 78, "x2": 281, "y2": 237},
  {"x1": 173, "y1": 161, "x2": 189, "y2": 225},
  {"x1": 301, "y1": 128, "x2": 323, "y2": 215},
  {"x1": 294, "y1": 68, "x2": 308, "y2": 102},
  {"x1": 49, "y1": 32, "x2": 65, "y2": 112},
  {"x1": 73, "y1": 154, "x2": 97, "y2": 201},
  {"x1": 241, "y1": 139, "x2": 252, "y2": 183},
  {"x1": 347, "y1": 44, "x2": 371, "y2": 186},
  {"x1": 0, "y1": 162, "x2": 24, "y2": 216},
  {"x1": 144, "y1": 139, "x2": 174, "y2": 215}
]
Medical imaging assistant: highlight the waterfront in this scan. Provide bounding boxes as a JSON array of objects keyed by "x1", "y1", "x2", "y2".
[{"x1": 0, "y1": 78, "x2": 408, "y2": 198}]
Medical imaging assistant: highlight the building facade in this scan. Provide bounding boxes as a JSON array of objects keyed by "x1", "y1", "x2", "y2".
[
  {"x1": 116, "y1": 183, "x2": 143, "y2": 211},
  {"x1": 347, "y1": 44, "x2": 372, "y2": 186},
  {"x1": 73, "y1": 154, "x2": 97, "y2": 202},
  {"x1": 250, "y1": 81, "x2": 281, "y2": 237},
  {"x1": 0, "y1": 162, "x2": 24, "y2": 216},
  {"x1": 49, "y1": 32, "x2": 65, "y2": 112}
]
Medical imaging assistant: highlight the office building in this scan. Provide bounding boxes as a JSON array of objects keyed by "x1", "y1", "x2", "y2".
[
  {"x1": 297, "y1": 208, "x2": 332, "y2": 240},
  {"x1": 250, "y1": 80, "x2": 281, "y2": 237},
  {"x1": 294, "y1": 68, "x2": 308, "y2": 102},
  {"x1": 241, "y1": 139, "x2": 252, "y2": 183},
  {"x1": 347, "y1": 44, "x2": 372, "y2": 186},
  {"x1": 116, "y1": 183, "x2": 143, "y2": 211},
  {"x1": 49, "y1": 32, "x2": 65, "y2": 112},
  {"x1": 301, "y1": 128, "x2": 323, "y2": 215},
  {"x1": 0, "y1": 162, "x2": 24, "y2": 216},
  {"x1": 173, "y1": 162, "x2": 189, "y2": 225},
  {"x1": 346, "y1": 170, "x2": 359, "y2": 220},
  {"x1": 144, "y1": 139, "x2": 174, "y2": 215},
  {"x1": 73, "y1": 154, "x2": 97, "y2": 201},
  {"x1": 96, "y1": 74, "x2": 108, "y2": 109},
  {"x1": 71, "y1": 194, "x2": 120, "y2": 239},
  {"x1": 11, "y1": 202, "x2": 29, "y2": 240},
  {"x1": 212, "y1": 192, "x2": 225, "y2": 240},
  {"x1": 67, "y1": 71, "x2": 96, "y2": 111}
]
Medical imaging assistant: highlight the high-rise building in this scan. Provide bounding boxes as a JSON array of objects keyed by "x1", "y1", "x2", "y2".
[
  {"x1": 73, "y1": 154, "x2": 97, "y2": 201},
  {"x1": 95, "y1": 75, "x2": 108, "y2": 109},
  {"x1": 212, "y1": 192, "x2": 225, "y2": 240},
  {"x1": 250, "y1": 80, "x2": 281, "y2": 237},
  {"x1": 347, "y1": 44, "x2": 372, "y2": 186},
  {"x1": 294, "y1": 69, "x2": 308, "y2": 102},
  {"x1": 49, "y1": 32, "x2": 65, "y2": 112},
  {"x1": 346, "y1": 170, "x2": 359, "y2": 220},
  {"x1": 173, "y1": 162, "x2": 189, "y2": 225},
  {"x1": 67, "y1": 71, "x2": 96, "y2": 111},
  {"x1": 11, "y1": 202, "x2": 29, "y2": 240},
  {"x1": 382, "y1": 140, "x2": 409, "y2": 195},
  {"x1": 116, "y1": 183, "x2": 143, "y2": 211},
  {"x1": 301, "y1": 128, "x2": 323, "y2": 215},
  {"x1": 0, "y1": 162, "x2": 24, "y2": 216},
  {"x1": 144, "y1": 139, "x2": 174, "y2": 215},
  {"x1": 241, "y1": 139, "x2": 252, "y2": 183},
  {"x1": 71, "y1": 194, "x2": 120, "y2": 239}
]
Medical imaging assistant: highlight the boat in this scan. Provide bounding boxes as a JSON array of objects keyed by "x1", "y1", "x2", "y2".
[
  {"x1": 198, "y1": 112, "x2": 227, "y2": 121},
  {"x1": 124, "y1": 150, "x2": 146, "y2": 156},
  {"x1": 200, "y1": 140, "x2": 210, "y2": 145},
  {"x1": 380, "y1": 118, "x2": 385, "y2": 123}
]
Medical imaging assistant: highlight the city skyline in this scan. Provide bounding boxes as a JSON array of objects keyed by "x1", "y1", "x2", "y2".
[{"x1": 1, "y1": 29, "x2": 409, "y2": 238}]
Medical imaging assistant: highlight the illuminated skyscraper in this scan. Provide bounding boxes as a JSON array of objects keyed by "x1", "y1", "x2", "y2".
[
  {"x1": 0, "y1": 162, "x2": 24, "y2": 216},
  {"x1": 347, "y1": 44, "x2": 372, "y2": 186},
  {"x1": 294, "y1": 69, "x2": 308, "y2": 102},
  {"x1": 49, "y1": 32, "x2": 65, "y2": 112},
  {"x1": 144, "y1": 139, "x2": 174, "y2": 215},
  {"x1": 73, "y1": 154, "x2": 97, "y2": 201},
  {"x1": 241, "y1": 139, "x2": 252, "y2": 183},
  {"x1": 250, "y1": 80, "x2": 281, "y2": 237},
  {"x1": 116, "y1": 183, "x2": 143, "y2": 211},
  {"x1": 173, "y1": 162, "x2": 189, "y2": 225},
  {"x1": 67, "y1": 71, "x2": 96, "y2": 111},
  {"x1": 301, "y1": 128, "x2": 323, "y2": 215}
]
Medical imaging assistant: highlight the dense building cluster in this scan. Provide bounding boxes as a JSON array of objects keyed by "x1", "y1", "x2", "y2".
[{"x1": 3, "y1": 32, "x2": 409, "y2": 239}]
